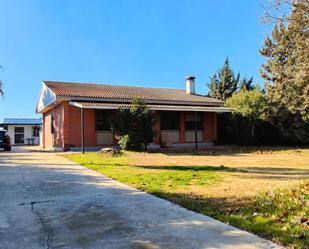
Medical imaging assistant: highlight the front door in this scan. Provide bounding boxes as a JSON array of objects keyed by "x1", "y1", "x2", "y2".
[{"x1": 14, "y1": 127, "x2": 24, "y2": 144}]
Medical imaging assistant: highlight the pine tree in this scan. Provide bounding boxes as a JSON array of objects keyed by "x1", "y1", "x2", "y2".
[
  {"x1": 207, "y1": 74, "x2": 221, "y2": 99},
  {"x1": 207, "y1": 57, "x2": 254, "y2": 101},
  {"x1": 239, "y1": 77, "x2": 254, "y2": 91},
  {"x1": 260, "y1": 0, "x2": 309, "y2": 144}
]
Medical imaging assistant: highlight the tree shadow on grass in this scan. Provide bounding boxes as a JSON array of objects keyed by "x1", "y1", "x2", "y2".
[
  {"x1": 157, "y1": 146, "x2": 309, "y2": 157},
  {"x1": 132, "y1": 165, "x2": 309, "y2": 179},
  {"x1": 132, "y1": 165, "x2": 244, "y2": 173},
  {"x1": 149, "y1": 191, "x2": 307, "y2": 248}
]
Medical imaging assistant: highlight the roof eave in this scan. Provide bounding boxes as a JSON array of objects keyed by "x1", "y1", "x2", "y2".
[
  {"x1": 36, "y1": 82, "x2": 62, "y2": 114},
  {"x1": 69, "y1": 101, "x2": 231, "y2": 113},
  {"x1": 36, "y1": 97, "x2": 65, "y2": 114},
  {"x1": 56, "y1": 95, "x2": 224, "y2": 107}
]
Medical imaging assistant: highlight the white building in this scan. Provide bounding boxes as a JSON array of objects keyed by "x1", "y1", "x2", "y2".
[{"x1": 1, "y1": 118, "x2": 42, "y2": 145}]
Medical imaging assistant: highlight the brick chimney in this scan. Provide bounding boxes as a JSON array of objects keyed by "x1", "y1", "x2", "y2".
[{"x1": 185, "y1": 76, "x2": 195, "y2": 95}]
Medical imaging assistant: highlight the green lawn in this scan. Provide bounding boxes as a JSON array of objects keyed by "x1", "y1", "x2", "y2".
[{"x1": 64, "y1": 149, "x2": 309, "y2": 248}]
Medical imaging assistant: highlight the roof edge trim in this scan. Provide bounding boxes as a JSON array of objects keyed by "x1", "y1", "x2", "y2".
[{"x1": 69, "y1": 101, "x2": 231, "y2": 113}]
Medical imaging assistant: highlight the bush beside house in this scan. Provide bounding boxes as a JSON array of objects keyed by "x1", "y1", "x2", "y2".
[{"x1": 109, "y1": 98, "x2": 155, "y2": 151}]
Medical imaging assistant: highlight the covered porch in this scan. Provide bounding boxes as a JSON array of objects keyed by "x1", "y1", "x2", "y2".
[{"x1": 69, "y1": 101, "x2": 230, "y2": 152}]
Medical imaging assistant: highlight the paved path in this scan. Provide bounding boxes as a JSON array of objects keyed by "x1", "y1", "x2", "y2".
[{"x1": 0, "y1": 150, "x2": 281, "y2": 249}]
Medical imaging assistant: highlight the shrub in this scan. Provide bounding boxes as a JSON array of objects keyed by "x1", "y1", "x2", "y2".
[
  {"x1": 118, "y1": 135, "x2": 130, "y2": 150},
  {"x1": 110, "y1": 98, "x2": 155, "y2": 151}
]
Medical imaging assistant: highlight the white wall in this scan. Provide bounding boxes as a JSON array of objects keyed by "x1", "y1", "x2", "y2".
[
  {"x1": 7, "y1": 125, "x2": 41, "y2": 145},
  {"x1": 97, "y1": 131, "x2": 113, "y2": 145},
  {"x1": 185, "y1": 130, "x2": 203, "y2": 143},
  {"x1": 161, "y1": 130, "x2": 180, "y2": 144}
]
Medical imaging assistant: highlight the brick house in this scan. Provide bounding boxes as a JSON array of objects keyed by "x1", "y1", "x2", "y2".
[{"x1": 36, "y1": 77, "x2": 230, "y2": 151}]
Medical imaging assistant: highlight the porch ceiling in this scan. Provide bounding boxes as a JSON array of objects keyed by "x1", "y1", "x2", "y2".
[{"x1": 69, "y1": 101, "x2": 231, "y2": 112}]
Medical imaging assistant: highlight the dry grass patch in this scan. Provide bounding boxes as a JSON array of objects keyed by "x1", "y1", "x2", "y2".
[
  {"x1": 128, "y1": 148, "x2": 308, "y2": 204},
  {"x1": 64, "y1": 147, "x2": 309, "y2": 248}
]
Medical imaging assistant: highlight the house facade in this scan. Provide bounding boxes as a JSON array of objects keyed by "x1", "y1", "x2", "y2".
[
  {"x1": 0, "y1": 118, "x2": 42, "y2": 145},
  {"x1": 36, "y1": 77, "x2": 230, "y2": 151}
]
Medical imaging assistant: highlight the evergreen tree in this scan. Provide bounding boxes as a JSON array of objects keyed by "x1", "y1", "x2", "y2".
[
  {"x1": 238, "y1": 77, "x2": 254, "y2": 91},
  {"x1": 260, "y1": 0, "x2": 309, "y2": 144},
  {"x1": 207, "y1": 57, "x2": 254, "y2": 100},
  {"x1": 207, "y1": 73, "x2": 221, "y2": 99}
]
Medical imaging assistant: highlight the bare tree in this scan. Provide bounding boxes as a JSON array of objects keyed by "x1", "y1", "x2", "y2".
[{"x1": 260, "y1": 0, "x2": 303, "y2": 24}]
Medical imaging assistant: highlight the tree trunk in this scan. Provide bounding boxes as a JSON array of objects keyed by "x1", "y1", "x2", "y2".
[{"x1": 251, "y1": 125, "x2": 255, "y2": 146}]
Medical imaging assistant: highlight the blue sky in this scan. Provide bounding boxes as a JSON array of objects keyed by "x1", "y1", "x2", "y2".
[{"x1": 0, "y1": 0, "x2": 269, "y2": 119}]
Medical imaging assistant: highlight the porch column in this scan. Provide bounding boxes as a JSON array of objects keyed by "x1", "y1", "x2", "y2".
[
  {"x1": 179, "y1": 111, "x2": 186, "y2": 143},
  {"x1": 154, "y1": 111, "x2": 161, "y2": 144},
  {"x1": 194, "y1": 111, "x2": 198, "y2": 149},
  {"x1": 112, "y1": 110, "x2": 118, "y2": 145},
  {"x1": 212, "y1": 113, "x2": 218, "y2": 142},
  {"x1": 203, "y1": 112, "x2": 209, "y2": 142}
]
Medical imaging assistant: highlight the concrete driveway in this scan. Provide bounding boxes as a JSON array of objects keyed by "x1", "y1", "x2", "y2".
[{"x1": 0, "y1": 150, "x2": 281, "y2": 249}]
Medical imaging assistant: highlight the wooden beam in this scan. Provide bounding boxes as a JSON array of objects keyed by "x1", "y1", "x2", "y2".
[{"x1": 194, "y1": 111, "x2": 198, "y2": 150}]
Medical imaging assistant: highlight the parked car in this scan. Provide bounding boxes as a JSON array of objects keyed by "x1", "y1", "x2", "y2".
[{"x1": 0, "y1": 128, "x2": 11, "y2": 151}]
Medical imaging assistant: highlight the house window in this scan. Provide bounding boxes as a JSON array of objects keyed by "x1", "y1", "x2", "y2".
[
  {"x1": 32, "y1": 126, "x2": 40, "y2": 137},
  {"x1": 95, "y1": 110, "x2": 113, "y2": 131},
  {"x1": 160, "y1": 111, "x2": 179, "y2": 130},
  {"x1": 185, "y1": 113, "x2": 203, "y2": 130}
]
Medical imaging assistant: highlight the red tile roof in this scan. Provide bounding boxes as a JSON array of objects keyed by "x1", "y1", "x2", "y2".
[{"x1": 44, "y1": 81, "x2": 223, "y2": 106}]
